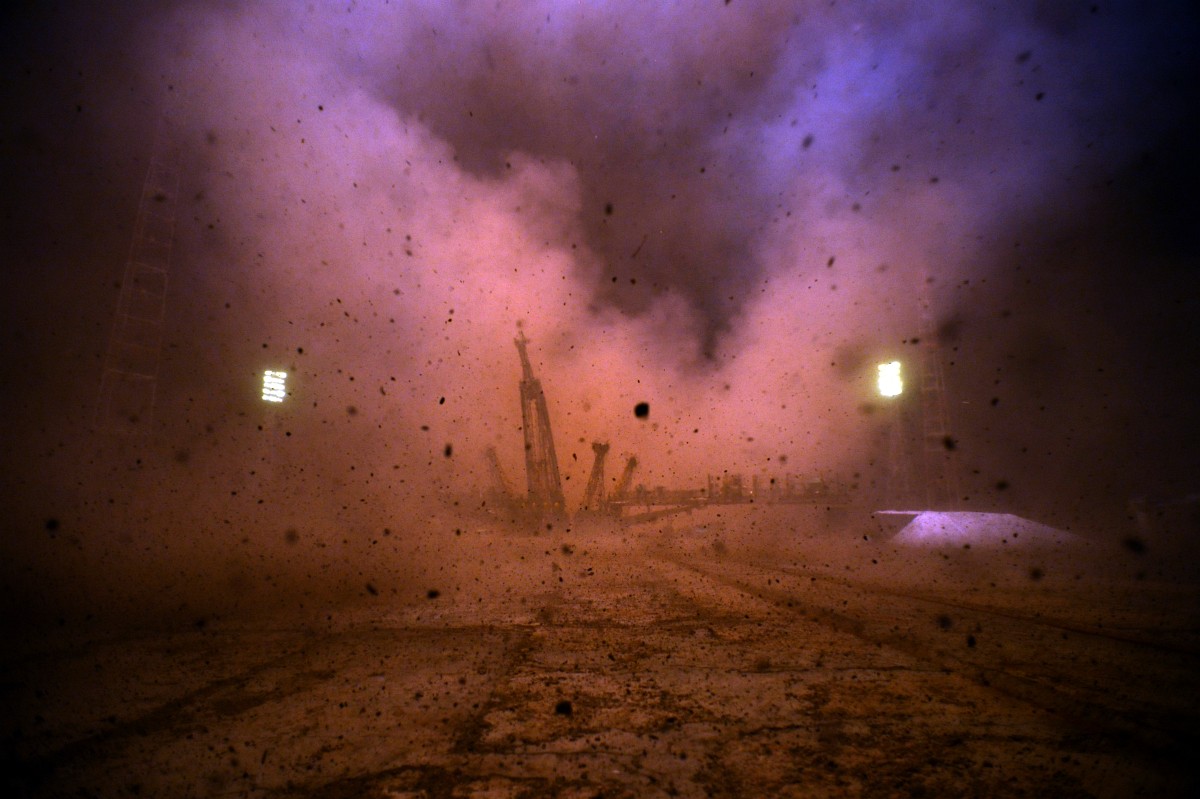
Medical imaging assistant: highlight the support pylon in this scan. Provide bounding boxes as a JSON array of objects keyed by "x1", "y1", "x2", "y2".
[{"x1": 582, "y1": 441, "x2": 611, "y2": 512}]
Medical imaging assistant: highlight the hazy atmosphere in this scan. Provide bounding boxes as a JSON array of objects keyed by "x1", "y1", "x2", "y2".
[{"x1": 2, "y1": 1, "x2": 1199, "y2": 795}]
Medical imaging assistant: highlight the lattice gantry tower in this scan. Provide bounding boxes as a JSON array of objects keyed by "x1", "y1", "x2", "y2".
[
  {"x1": 917, "y1": 277, "x2": 962, "y2": 508},
  {"x1": 514, "y1": 329, "x2": 565, "y2": 514},
  {"x1": 95, "y1": 117, "x2": 180, "y2": 435}
]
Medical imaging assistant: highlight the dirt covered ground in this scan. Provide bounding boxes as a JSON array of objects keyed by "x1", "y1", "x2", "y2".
[{"x1": 3, "y1": 505, "x2": 1199, "y2": 797}]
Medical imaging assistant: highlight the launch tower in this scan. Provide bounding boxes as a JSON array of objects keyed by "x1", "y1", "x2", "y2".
[
  {"x1": 515, "y1": 329, "x2": 565, "y2": 515},
  {"x1": 918, "y1": 280, "x2": 961, "y2": 508},
  {"x1": 95, "y1": 118, "x2": 180, "y2": 435}
]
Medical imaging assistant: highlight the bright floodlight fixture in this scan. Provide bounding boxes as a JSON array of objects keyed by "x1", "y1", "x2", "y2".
[
  {"x1": 877, "y1": 361, "x2": 902, "y2": 397},
  {"x1": 262, "y1": 369, "x2": 288, "y2": 403}
]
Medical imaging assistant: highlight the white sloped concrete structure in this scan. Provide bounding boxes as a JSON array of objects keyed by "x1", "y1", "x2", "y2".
[{"x1": 893, "y1": 512, "x2": 1077, "y2": 548}]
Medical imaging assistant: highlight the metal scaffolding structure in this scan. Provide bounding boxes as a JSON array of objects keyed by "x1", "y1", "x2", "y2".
[
  {"x1": 95, "y1": 118, "x2": 180, "y2": 435},
  {"x1": 612, "y1": 456, "x2": 638, "y2": 504},
  {"x1": 581, "y1": 441, "x2": 610, "y2": 513},
  {"x1": 514, "y1": 329, "x2": 565, "y2": 515},
  {"x1": 918, "y1": 279, "x2": 961, "y2": 508}
]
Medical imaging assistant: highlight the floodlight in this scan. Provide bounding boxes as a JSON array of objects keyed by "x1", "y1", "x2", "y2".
[
  {"x1": 877, "y1": 361, "x2": 902, "y2": 397},
  {"x1": 262, "y1": 370, "x2": 287, "y2": 403}
]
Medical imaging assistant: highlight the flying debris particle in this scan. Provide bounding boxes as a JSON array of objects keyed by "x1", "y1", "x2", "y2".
[
  {"x1": 554, "y1": 700, "x2": 573, "y2": 716},
  {"x1": 365, "y1": 583, "x2": 378, "y2": 596},
  {"x1": 438, "y1": 396, "x2": 445, "y2": 405},
  {"x1": 284, "y1": 528, "x2": 300, "y2": 545},
  {"x1": 427, "y1": 589, "x2": 441, "y2": 599},
  {"x1": 347, "y1": 406, "x2": 358, "y2": 416},
  {"x1": 1016, "y1": 50, "x2": 1032, "y2": 64},
  {"x1": 943, "y1": 436, "x2": 957, "y2": 451},
  {"x1": 45, "y1": 518, "x2": 59, "y2": 533},
  {"x1": 634, "y1": 402, "x2": 650, "y2": 419},
  {"x1": 631, "y1": 233, "x2": 647, "y2": 258},
  {"x1": 936, "y1": 614, "x2": 953, "y2": 630},
  {"x1": 604, "y1": 202, "x2": 614, "y2": 216},
  {"x1": 1122, "y1": 537, "x2": 1147, "y2": 555},
  {"x1": 1035, "y1": 91, "x2": 1045, "y2": 101},
  {"x1": 444, "y1": 443, "x2": 453, "y2": 458},
  {"x1": 937, "y1": 317, "x2": 964, "y2": 344},
  {"x1": 1029, "y1": 567, "x2": 1044, "y2": 581},
  {"x1": 995, "y1": 480, "x2": 1010, "y2": 491},
  {"x1": 802, "y1": 134, "x2": 814, "y2": 149},
  {"x1": 966, "y1": 635, "x2": 977, "y2": 648}
]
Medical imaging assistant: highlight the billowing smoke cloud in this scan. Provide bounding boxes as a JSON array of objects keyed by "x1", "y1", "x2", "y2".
[
  {"x1": 152, "y1": 1, "x2": 1194, "y2": 489},
  {"x1": 2, "y1": 1, "x2": 1198, "y2": 626}
]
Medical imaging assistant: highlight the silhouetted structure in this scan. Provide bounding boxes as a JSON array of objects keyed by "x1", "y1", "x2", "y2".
[
  {"x1": 918, "y1": 279, "x2": 961, "y2": 508},
  {"x1": 581, "y1": 441, "x2": 610, "y2": 513},
  {"x1": 612, "y1": 456, "x2": 638, "y2": 505},
  {"x1": 515, "y1": 329, "x2": 565, "y2": 516},
  {"x1": 705, "y1": 472, "x2": 851, "y2": 506},
  {"x1": 95, "y1": 116, "x2": 179, "y2": 435},
  {"x1": 483, "y1": 444, "x2": 522, "y2": 517}
]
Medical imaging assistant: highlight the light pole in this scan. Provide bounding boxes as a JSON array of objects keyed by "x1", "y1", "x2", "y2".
[
  {"x1": 877, "y1": 361, "x2": 910, "y2": 507},
  {"x1": 255, "y1": 369, "x2": 288, "y2": 503}
]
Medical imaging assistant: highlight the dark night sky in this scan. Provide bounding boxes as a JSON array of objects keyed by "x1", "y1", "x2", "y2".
[{"x1": 2, "y1": 0, "x2": 1199, "y2": 572}]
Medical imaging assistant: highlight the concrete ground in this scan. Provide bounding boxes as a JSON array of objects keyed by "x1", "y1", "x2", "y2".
[{"x1": 3, "y1": 514, "x2": 1199, "y2": 798}]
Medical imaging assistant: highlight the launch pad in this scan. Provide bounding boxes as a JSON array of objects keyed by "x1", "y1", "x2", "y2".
[
  {"x1": 485, "y1": 329, "x2": 851, "y2": 531},
  {"x1": 7, "y1": 519, "x2": 1195, "y2": 798}
]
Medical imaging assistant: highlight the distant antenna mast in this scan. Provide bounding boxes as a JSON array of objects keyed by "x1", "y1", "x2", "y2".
[
  {"x1": 95, "y1": 114, "x2": 180, "y2": 435},
  {"x1": 918, "y1": 276, "x2": 961, "y2": 508}
]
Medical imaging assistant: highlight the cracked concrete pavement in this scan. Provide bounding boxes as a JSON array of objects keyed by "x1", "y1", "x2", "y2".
[{"x1": 3, "y1": 512, "x2": 1199, "y2": 797}]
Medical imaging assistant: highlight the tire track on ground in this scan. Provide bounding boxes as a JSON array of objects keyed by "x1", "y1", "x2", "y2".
[{"x1": 659, "y1": 552, "x2": 1200, "y2": 773}]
